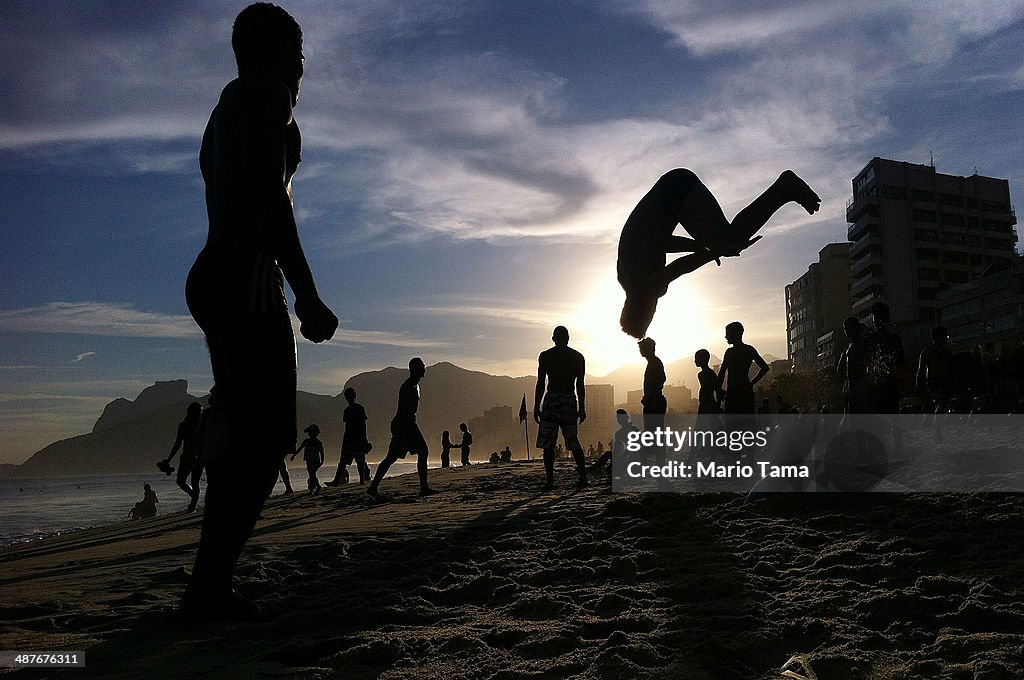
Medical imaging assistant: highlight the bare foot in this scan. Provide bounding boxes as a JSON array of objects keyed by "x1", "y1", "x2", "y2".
[{"x1": 780, "y1": 170, "x2": 820, "y2": 214}]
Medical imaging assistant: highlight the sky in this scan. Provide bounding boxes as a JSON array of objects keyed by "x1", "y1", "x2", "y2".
[{"x1": 2, "y1": 0, "x2": 1023, "y2": 464}]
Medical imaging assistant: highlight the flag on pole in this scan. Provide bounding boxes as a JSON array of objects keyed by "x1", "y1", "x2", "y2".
[
  {"x1": 519, "y1": 394, "x2": 528, "y2": 423},
  {"x1": 520, "y1": 393, "x2": 531, "y2": 461}
]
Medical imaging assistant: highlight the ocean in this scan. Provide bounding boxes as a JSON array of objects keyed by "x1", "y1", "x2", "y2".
[{"x1": 0, "y1": 462, "x2": 423, "y2": 548}]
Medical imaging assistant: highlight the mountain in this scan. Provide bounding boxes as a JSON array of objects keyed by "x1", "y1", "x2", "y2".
[
  {"x1": 12, "y1": 353, "x2": 782, "y2": 477},
  {"x1": 11, "y1": 363, "x2": 539, "y2": 477}
]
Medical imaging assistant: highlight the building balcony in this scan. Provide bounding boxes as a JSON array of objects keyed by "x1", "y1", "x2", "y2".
[
  {"x1": 851, "y1": 275, "x2": 883, "y2": 297},
  {"x1": 851, "y1": 250, "x2": 883, "y2": 276},
  {"x1": 848, "y1": 216, "x2": 881, "y2": 242},
  {"x1": 846, "y1": 192, "x2": 880, "y2": 223}
]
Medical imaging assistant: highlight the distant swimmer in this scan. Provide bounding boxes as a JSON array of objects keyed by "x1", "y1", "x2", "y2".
[
  {"x1": 534, "y1": 326, "x2": 589, "y2": 490},
  {"x1": 618, "y1": 168, "x2": 820, "y2": 338}
]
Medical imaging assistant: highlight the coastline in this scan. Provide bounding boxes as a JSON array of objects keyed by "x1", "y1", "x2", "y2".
[{"x1": 1, "y1": 461, "x2": 1023, "y2": 678}]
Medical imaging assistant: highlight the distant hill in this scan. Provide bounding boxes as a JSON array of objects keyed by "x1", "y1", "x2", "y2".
[
  {"x1": 10, "y1": 354, "x2": 786, "y2": 477},
  {"x1": 11, "y1": 364, "x2": 540, "y2": 477}
]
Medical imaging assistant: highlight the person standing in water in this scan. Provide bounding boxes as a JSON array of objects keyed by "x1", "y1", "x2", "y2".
[{"x1": 182, "y1": 3, "x2": 338, "y2": 619}]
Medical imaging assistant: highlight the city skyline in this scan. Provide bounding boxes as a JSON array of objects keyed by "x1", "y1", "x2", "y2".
[{"x1": 3, "y1": 2, "x2": 1024, "y2": 463}]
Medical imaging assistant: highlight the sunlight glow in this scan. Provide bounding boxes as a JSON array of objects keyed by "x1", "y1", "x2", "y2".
[{"x1": 570, "y1": 273, "x2": 716, "y2": 376}]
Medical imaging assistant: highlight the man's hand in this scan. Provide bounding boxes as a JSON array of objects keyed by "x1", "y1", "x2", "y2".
[
  {"x1": 534, "y1": 407, "x2": 542, "y2": 425},
  {"x1": 295, "y1": 296, "x2": 338, "y2": 343},
  {"x1": 578, "y1": 409, "x2": 587, "y2": 424},
  {"x1": 712, "y1": 235, "x2": 763, "y2": 259}
]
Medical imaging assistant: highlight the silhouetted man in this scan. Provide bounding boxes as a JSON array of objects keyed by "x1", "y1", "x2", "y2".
[
  {"x1": 618, "y1": 168, "x2": 820, "y2": 338},
  {"x1": 917, "y1": 326, "x2": 952, "y2": 415},
  {"x1": 718, "y1": 322, "x2": 768, "y2": 414},
  {"x1": 866, "y1": 302, "x2": 906, "y2": 415},
  {"x1": 837, "y1": 316, "x2": 870, "y2": 415},
  {"x1": 457, "y1": 422, "x2": 473, "y2": 466},
  {"x1": 534, "y1": 326, "x2": 588, "y2": 489},
  {"x1": 367, "y1": 358, "x2": 437, "y2": 498},
  {"x1": 183, "y1": 3, "x2": 338, "y2": 619},
  {"x1": 639, "y1": 337, "x2": 667, "y2": 465},
  {"x1": 694, "y1": 349, "x2": 721, "y2": 415},
  {"x1": 162, "y1": 402, "x2": 203, "y2": 512},
  {"x1": 327, "y1": 387, "x2": 372, "y2": 486}
]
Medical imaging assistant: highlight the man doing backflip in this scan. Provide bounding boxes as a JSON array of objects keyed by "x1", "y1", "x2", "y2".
[
  {"x1": 534, "y1": 326, "x2": 589, "y2": 490},
  {"x1": 617, "y1": 168, "x2": 820, "y2": 338}
]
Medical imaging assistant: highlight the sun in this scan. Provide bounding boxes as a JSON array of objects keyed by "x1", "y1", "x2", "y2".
[{"x1": 570, "y1": 273, "x2": 714, "y2": 376}]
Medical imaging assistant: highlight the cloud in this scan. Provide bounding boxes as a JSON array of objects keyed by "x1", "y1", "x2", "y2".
[
  {"x1": 73, "y1": 352, "x2": 97, "y2": 363},
  {"x1": 0, "y1": 302, "x2": 200, "y2": 338}
]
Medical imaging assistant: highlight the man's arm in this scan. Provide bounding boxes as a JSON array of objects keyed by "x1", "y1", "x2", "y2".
[
  {"x1": 166, "y1": 426, "x2": 184, "y2": 463},
  {"x1": 534, "y1": 356, "x2": 546, "y2": 425},
  {"x1": 750, "y1": 348, "x2": 769, "y2": 387},
  {"x1": 576, "y1": 354, "x2": 587, "y2": 424},
  {"x1": 243, "y1": 83, "x2": 337, "y2": 343}
]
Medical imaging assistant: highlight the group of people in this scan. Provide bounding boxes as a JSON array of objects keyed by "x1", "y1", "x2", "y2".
[
  {"x1": 440, "y1": 423, "x2": 472, "y2": 468},
  {"x1": 174, "y1": 2, "x2": 827, "y2": 619}
]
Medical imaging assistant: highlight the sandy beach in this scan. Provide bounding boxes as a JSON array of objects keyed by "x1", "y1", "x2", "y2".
[{"x1": 2, "y1": 461, "x2": 1023, "y2": 679}]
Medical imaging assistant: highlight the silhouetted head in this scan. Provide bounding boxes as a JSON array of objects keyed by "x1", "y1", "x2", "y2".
[
  {"x1": 186, "y1": 402, "x2": 202, "y2": 419},
  {"x1": 144, "y1": 483, "x2": 151, "y2": 491},
  {"x1": 459, "y1": 422, "x2": 468, "y2": 432},
  {"x1": 233, "y1": 3, "x2": 303, "y2": 104},
  {"x1": 409, "y1": 357, "x2": 425, "y2": 379},
  {"x1": 725, "y1": 321, "x2": 744, "y2": 345},
  {"x1": 343, "y1": 387, "x2": 356, "y2": 402},
  {"x1": 552, "y1": 326, "x2": 570, "y2": 346},
  {"x1": 870, "y1": 301, "x2": 891, "y2": 328},
  {"x1": 304, "y1": 423, "x2": 320, "y2": 437},
  {"x1": 638, "y1": 337, "x2": 656, "y2": 359},
  {"x1": 843, "y1": 316, "x2": 862, "y2": 340},
  {"x1": 616, "y1": 408, "x2": 629, "y2": 425},
  {"x1": 694, "y1": 349, "x2": 710, "y2": 367},
  {"x1": 620, "y1": 296, "x2": 656, "y2": 340},
  {"x1": 443, "y1": 429, "x2": 450, "y2": 438},
  {"x1": 932, "y1": 326, "x2": 948, "y2": 343}
]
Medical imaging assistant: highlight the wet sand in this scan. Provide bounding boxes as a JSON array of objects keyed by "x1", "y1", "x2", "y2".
[{"x1": 1, "y1": 461, "x2": 1023, "y2": 679}]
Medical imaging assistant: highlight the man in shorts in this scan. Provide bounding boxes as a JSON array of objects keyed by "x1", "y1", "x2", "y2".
[
  {"x1": 534, "y1": 326, "x2": 588, "y2": 490},
  {"x1": 367, "y1": 358, "x2": 437, "y2": 499},
  {"x1": 617, "y1": 168, "x2": 820, "y2": 339}
]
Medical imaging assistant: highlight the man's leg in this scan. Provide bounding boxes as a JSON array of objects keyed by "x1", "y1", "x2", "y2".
[
  {"x1": 367, "y1": 452, "x2": 399, "y2": 497},
  {"x1": 542, "y1": 447, "x2": 556, "y2": 489},
  {"x1": 278, "y1": 460, "x2": 293, "y2": 494},
  {"x1": 187, "y1": 463, "x2": 203, "y2": 512},
  {"x1": 676, "y1": 171, "x2": 819, "y2": 255},
  {"x1": 417, "y1": 452, "x2": 436, "y2": 495}
]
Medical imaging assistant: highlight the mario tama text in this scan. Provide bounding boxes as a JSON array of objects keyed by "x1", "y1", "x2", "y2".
[{"x1": 627, "y1": 459, "x2": 810, "y2": 481}]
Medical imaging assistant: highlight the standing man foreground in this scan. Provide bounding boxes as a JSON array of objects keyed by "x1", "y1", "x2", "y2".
[
  {"x1": 534, "y1": 326, "x2": 589, "y2": 490},
  {"x1": 183, "y1": 3, "x2": 338, "y2": 619}
]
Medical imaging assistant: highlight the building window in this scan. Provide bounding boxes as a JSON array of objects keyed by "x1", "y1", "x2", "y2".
[
  {"x1": 912, "y1": 189, "x2": 935, "y2": 202},
  {"x1": 913, "y1": 209, "x2": 937, "y2": 223}
]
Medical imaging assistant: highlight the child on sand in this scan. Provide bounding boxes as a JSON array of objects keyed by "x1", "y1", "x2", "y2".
[{"x1": 293, "y1": 424, "x2": 325, "y2": 495}]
